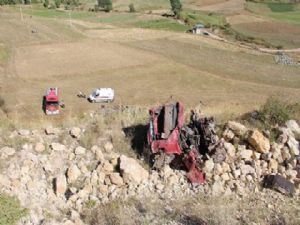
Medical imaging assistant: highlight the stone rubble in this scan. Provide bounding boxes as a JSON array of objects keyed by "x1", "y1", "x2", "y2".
[
  {"x1": 0, "y1": 119, "x2": 299, "y2": 225},
  {"x1": 274, "y1": 52, "x2": 300, "y2": 66}
]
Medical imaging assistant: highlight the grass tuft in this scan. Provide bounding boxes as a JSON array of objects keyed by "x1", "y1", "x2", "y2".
[{"x1": 0, "y1": 194, "x2": 27, "y2": 225}]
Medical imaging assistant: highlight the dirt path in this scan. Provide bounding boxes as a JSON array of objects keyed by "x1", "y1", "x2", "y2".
[{"x1": 259, "y1": 48, "x2": 300, "y2": 53}]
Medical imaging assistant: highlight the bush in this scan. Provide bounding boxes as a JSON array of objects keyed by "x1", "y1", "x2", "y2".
[
  {"x1": 98, "y1": 0, "x2": 112, "y2": 12},
  {"x1": 43, "y1": 0, "x2": 48, "y2": 8},
  {"x1": 170, "y1": 0, "x2": 182, "y2": 18},
  {"x1": 54, "y1": 0, "x2": 61, "y2": 8},
  {"x1": 257, "y1": 96, "x2": 294, "y2": 128},
  {"x1": 49, "y1": 2, "x2": 56, "y2": 9},
  {"x1": 0, "y1": 194, "x2": 27, "y2": 225},
  {"x1": 128, "y1": 3, "x2": 135, "y2": 13},
  {"x1": 0, "y1": 96, "x2": 5, "y2": 109}
]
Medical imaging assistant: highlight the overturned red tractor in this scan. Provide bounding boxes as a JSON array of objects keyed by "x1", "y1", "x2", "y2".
[{"x1": 147, "y1": 102, "x2": 218, "y2": 184}]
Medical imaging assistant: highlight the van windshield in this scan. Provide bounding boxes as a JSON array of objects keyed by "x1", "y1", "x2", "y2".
[{"x1": 46, "y1": 101, "x2": 59, "y2": 106}]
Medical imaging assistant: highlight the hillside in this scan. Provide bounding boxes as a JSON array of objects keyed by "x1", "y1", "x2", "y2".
[
  {"x1": 0, "y1": 3, "x2": 299, "y2": 125},
  {"x1": 0, "y1": 1, "x2": 300, "y2": 225}
]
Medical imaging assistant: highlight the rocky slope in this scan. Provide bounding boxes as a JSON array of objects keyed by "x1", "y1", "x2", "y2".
[{"x1": 0, "y1": 118, "x2": 299, "y2": 225}]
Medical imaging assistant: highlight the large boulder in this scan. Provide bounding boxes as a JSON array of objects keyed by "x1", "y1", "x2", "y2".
[
  {"x1": 119, "y1": 155, "x2": 149, "y2": 184},
  {"x1": 227, "y1": 121, "x2": 247, "y2": 136},
  {"x1": 248, "y1": 129, "x2": 270, "y2": 153}
]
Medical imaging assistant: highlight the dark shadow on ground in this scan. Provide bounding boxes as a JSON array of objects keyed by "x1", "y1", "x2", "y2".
[
  {"x1": 122, "y1": 124, "x2": 148, "y2": 158},
  {"x1": 178, "y1": 215, "x2": 207, "y2": 225}
]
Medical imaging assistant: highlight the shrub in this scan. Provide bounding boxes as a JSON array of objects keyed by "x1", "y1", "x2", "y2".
[
  {"x1": 0, "y1": 194, "x2": 27, "y2": 225},
  {"x1": 257, "y1": 96, "x2": 294, "y2": 128},
  {"x1": 98, "y1": 0, "x2": 112, "y2": 12},
  {"x1": 49, "y1": 2, "x2": 56, "y2": 9},
  {"x1": 128, "y1": 3, "x2": 135, "y2": 13},
  {"x1": 170, "y1": 0, "x2": 182, "y2": 18},
  {"x1": 54, "y1": 0, "x2": 61, "y2": 8},
  {"x1": 43, "y1": 0, "x2": 48, "y2": 8},
  {"x1": 0, "y1": 96, "x2": 4, "y2": 109}
]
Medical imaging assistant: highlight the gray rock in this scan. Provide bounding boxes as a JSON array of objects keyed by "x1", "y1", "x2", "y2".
[
  {"x1": 227, "y1": 121, "x2": 247, "y2": 136},
  {"x1": 0, "y1": 146, "x2": 16, "y2": 159},
  {"x1": 203, "y1": 159, "x2": 214, "y2": 173},
  {"x1": 74, "y1": 146, "x2": 86, "y2": 155},
  {"x1": 45, "y1": 127, "x2": 59, "y2": 135},
  {"x1": 287, "y1": 137, "x2": 299, "y2": 156},
  {"x1": 50, "y1": 143, "x2": 66, "y2": 151},
  {"x1": 211, "y1": 181, "x2": 224, "y2": 196},
  {"x1": 35, "y1": 142, "x2": 45, "y2": 153},
  {"x1": 286, "y1": 120, "x2": 300, "y2": 136},
  {"x1": 109, "y1": 173, "x2": 124, "y2": 186},
  {"x1": 18, "y1": 129, "x2": 31, "y2": 136},
  {"x1": 55, "y1": 174, "x2": 67, "y2": 195},
  {"x1": 103, "y1": 142, "x2": 113, "y2": 152},
  {"x1": 240, "y1": 164, "x2": 255, "y2": 175},
  {"x1": 240, "y1": 149, "x2": 253, "y2": 161},
  {"x1": 67, "y1": 165, "x2": 81, "y2": 183},
  {"x1": 70, "y1": 127, "x2": 81, "y2": 139}
]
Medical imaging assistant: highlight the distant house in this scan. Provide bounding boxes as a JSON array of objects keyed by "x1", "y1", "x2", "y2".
[{"x1": 191, "y1": 23, "x2": 205, "y2": 34}]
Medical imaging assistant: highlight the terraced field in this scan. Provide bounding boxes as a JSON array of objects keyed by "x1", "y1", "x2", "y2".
[{"x1": 0, "y1": 3, "x2": 299, "y2": 125}]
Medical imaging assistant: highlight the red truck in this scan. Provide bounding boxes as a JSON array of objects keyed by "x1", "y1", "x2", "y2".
[
  {"x1": 43, "y1": 87, "x2": 60, "y2": 115},
  {"x1": 147, "y1": 102, "x2": 218, "y2": 184}
]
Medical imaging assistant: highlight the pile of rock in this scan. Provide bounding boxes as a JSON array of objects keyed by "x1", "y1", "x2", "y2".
[
  {"x1": 203, "y1": 120, "x2": 300, "y2": 196},
  {"x1": 274, "y1": 52, "x2": 300, "y2": 66},
  {"x1": 0, "y1": 119, "x2": 299, "y2": 225},
  {"x1": 0, "y1": 126, "x2": 198, "y2": 225}
]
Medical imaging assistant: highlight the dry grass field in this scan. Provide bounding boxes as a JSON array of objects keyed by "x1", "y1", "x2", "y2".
[{"x1": 0, "y1": 3, "x2": 299, "y2": 127}]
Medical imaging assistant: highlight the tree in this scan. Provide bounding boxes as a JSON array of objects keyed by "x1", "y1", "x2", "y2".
[
  {"x1": 128, "y1": 3, "x2": 135, "y2": 13},
  {"x1": 169, "y1": 0, "x2": 182, "y2": 18},
  {"x1": 43, "y1": 0, "x2": 48, "y2": 8},
  {"x1": 54, "y1": 0, "x2": 61, "y2": 8},
  {"x1": 98, "y1": 0, "x2": 112, "y2": 12}
]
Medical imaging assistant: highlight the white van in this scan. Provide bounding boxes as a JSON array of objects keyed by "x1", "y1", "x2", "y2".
[{"x1": 88, "y1": 88, "x2": 114, "y2": 103}]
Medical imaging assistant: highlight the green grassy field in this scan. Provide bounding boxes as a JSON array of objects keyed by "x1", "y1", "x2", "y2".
[
  {"x1": 135, "y1": 19, "x2": 189, "y2": 31},
  {"x1": 181, "y1": 10, "x2": 227, "y2": 27},
  {"x1": 246, "y1": 2, "x2": 300, "y2": 25},
  {"x1": 21, "y1": 5, "x2": 95, "y2": 19}
]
